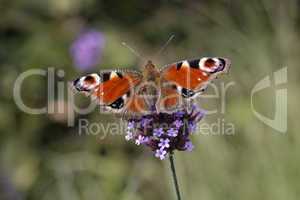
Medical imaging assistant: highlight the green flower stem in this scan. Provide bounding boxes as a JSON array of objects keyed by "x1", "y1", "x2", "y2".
[{"x1": 169, "y1": 153, "x2": 182, "y2": 200}]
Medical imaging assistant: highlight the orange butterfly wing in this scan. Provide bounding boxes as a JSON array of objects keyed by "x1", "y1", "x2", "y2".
[
  {"x1": 162, "y1": 58, "x2": 230, "y2": 92},
  {"x1": 162, "y1": 61, "x2": 209, "y2": 90},
  {"x1": 156, "y1": 83, "x2": 181, "y2": 113},
  {"x1": 73, "y1": 71, "x2": 148, "y2": 114},
  {"x1": 93, "y1": 72, "x2": 141, "y2": 104},
  {"x1": 159, "y1": 58, "x2": 231, "y2": 111}
]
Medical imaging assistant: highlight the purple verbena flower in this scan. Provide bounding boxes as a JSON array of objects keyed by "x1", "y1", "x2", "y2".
[
  {"x1": 127, "y1": 121, "x2": 135, "y2": 130},
  {"x1": 70, "y1": 29, "x2": 105, "y2": 71},
  {"x1": 125, "y1": 121, "x2": 135, "y2": 140},
  {"x1": 184, "y1": 141, "x2": 194, "y2": 152},
  {"x1": 190, "y1": 105, "x2": 206, "y2": 123},
  {"x1": 158, "y1": 138, "x2": 170, "y2": 149},
  {"x1": 155, "y1": 148, "x2": 167, "y2": 160},
  {"x1": 140, "y1": 117, "x2": 152, "y2": 128},
  {"x1": 124, "y1": 104, "x2": 205, "y2": 159},
  {"x1": 135, "y1": 135, "x2": 149, "y2": 145},
  {"x1": 175, "y1": 111, "x2": 185, "y2": 118},
  {"x1": 173, "y1": 120, "x2": 183, "y2": 129},
  {"x1": 167, "y1": 128, "x2": 178, "y2": 137},
  {"x1": 153, "y1": 128, "x2": 164, "y2": 137},
  {"x1": 188, "y1": 122, "x2": 197, "y2": 133},
  {"x1": 125, "y1": 130, "x2": 133, "y2": 141}
]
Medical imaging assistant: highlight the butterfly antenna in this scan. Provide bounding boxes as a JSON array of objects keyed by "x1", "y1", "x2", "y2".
[
  {"x1": 154, "y1": 34, "x2": 175, "y2": 58},
  {"x1": 121, "y1": 42, "x2": 145, "y2": 61}
]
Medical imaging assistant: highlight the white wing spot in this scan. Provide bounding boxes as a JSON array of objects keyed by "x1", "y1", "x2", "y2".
[
  {"x1": 182, "y1": 60, "x2": 189, "y2": 68},
  {"x1": 110, "y1": 71, "x2": 118, "y2": 79}
]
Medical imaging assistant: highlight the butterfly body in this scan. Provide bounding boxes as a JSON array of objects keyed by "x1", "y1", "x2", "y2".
[{"x1": 73, "y1": 57, "x2": 230, "y2": 115}]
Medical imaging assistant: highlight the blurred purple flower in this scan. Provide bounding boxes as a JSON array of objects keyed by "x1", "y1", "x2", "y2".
[
  {"x1": 124, "y1": 104, "x2": 205, "y2": 160},
  {"x1": 70, "y1": 30, "x2": 105, "y2": 71}
]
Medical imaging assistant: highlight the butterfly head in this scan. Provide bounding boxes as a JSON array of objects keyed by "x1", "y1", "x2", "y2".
[
  {"x1": 199, "y1": 57, "x2": 230, "y2": 74},
  {"x1": 143, "y1": 60, "x2": 160, "y2": 81},
  {"x1": 144, "y1": 60, "x2": 156, "y2": 70},
  {"x1": 73, "y1": 73, "x2": 101, "y2": 92}
]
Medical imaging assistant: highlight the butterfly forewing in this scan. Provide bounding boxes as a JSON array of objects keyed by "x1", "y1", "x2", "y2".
[
  {"x1": 161, "y1": 57, "x2": 230, "y2": 93},
  {"x1": 157, "y1": 57, "x2": 230, "y2": 112},
  {"x1": 73, "y1": 70, "x2": 149, "y2": 114}
]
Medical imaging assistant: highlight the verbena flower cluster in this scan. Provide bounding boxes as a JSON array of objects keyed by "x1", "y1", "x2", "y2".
[{"x1": 125, "y1": 105, "x2": 205, "y2": 160}]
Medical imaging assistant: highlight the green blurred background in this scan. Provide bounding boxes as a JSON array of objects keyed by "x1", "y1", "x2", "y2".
[{"x1": 0, "y1": 0, "x2": 298, "y2": 199}]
